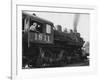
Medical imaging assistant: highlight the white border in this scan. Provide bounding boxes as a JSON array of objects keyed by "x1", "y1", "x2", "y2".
[{"x1": 12, "y1": 3, "x2": 97, "y2": 80}]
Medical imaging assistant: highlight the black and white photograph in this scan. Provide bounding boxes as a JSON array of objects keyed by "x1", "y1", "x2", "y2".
[
  {"x1": 10, "y1": 2, "x2": 97, "y2": 80},
  {"x1": 0, "y1": 0, "x2": 99, "y2": 79},
  {"x1": 22, "y1": 10, "x2": 90, "y2": 69}
]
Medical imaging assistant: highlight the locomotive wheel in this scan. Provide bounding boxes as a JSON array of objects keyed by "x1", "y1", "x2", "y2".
[{"x1": 36, "y1": 47, "x2": 70, "y2": 67}]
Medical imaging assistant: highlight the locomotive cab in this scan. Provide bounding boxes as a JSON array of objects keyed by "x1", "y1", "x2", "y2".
[{"x1": 22, "y1": 12, "x2": 54, "y2": 45}]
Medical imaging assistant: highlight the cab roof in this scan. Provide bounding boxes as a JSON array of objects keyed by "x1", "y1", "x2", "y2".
[{"x1": 22, "y1": 12, "x2": 54, "y2": 25}]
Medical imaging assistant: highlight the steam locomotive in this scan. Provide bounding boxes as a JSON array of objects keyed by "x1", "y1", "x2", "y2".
[{"x1": 22, "y1": 12, "x2": 86, "y2": 68}]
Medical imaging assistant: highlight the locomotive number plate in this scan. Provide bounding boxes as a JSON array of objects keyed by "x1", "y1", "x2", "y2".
[{"x1": 29, "y1": 32, "x2": 52, "y2": 43}]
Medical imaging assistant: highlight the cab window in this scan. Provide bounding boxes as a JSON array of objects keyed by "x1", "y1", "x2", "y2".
[
  {"x1": 24, "y1": 18, "x2": 29, "y2": 31},
  {"x1": 46, "y1": 24, "x2": 51, "y2": 34},
  {"x1": 22, "y1": 17, "x2": 30, "y2": 32},
  {"x1": 30, "y1": 20, "x2": 43, "y2": 33}
]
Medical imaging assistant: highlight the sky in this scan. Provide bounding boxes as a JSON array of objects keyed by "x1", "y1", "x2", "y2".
[{"x1": 26, "y1": 11, "x2": 89, "y2": 42}]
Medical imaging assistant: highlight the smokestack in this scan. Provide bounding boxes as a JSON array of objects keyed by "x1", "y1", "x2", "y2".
[
  {"x1": 73, "y1": 14, "x2": 80, "y2": 33},
  {"x1": 56, "y1": 25, "x2": 62, "y2": 32}
]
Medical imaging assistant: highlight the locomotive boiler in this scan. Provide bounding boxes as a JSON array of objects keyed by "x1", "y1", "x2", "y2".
[{"x1": 22, "y1": 12, "x2": 86, "y2": 68}]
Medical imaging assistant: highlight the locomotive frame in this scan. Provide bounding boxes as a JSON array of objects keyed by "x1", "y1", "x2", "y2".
[{"x1": 11, "y1": 2, "x2": 97, "y2": 80}]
